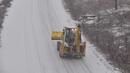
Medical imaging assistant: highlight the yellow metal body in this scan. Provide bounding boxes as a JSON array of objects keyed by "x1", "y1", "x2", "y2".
[
  {"x1": 51, "y1": 25, "x2": 86, "y2": 58},
  {"x1": 51, "y1": 32, "x2": 63, "y2": 40}
]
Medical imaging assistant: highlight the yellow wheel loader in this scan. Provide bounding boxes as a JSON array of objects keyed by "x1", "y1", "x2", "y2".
[{"x1": 51, "y1": 25, "x2": 86, "y2": 58}]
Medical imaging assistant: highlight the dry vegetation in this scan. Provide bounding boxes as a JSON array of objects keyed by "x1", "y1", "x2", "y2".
[
  {"x1": 63, "y1": 0, "x2": 130, "y2": 73},
  {"x1": 0, "y1": 0, "x2": 12, "y2": 29}
]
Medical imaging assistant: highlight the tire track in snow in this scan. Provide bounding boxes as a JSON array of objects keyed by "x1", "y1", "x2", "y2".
[
  {"x1": 30, "y1": 0, "x2": 69, "y2": 73},
  {"x1": 24, "y1": 0, "x2": 44, "y2": 73}
]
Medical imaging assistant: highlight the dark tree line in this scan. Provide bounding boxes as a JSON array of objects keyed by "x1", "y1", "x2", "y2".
[{"x1": 0, "y1": 0, "x2": 13, "y2": 28}]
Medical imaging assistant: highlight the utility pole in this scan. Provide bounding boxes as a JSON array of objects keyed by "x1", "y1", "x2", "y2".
[{"x1": 115, "y1": 0, "x2": 118, "y2": 10}]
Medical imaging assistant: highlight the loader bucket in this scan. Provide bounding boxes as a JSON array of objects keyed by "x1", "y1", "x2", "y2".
[{"x1": 51, "y1": 32, "x2": 63, "y2": 40}]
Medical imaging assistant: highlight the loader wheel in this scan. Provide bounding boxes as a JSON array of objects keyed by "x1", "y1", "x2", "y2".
[
  {"x1": 83, "y1": 53, "x2": 85, "y2": 56},
  {"x1": 59, "y1": 47, "x2": 64, "y2": 58},
  {"x1": 81, "y1": 48, "x2": 85, "y2": 56},
  {"x1": 59, "y1": 53, "x2": 64, "y2": 58},
  {"x1": 57, "y1": 41, "x2": 61, "y2": 51}
]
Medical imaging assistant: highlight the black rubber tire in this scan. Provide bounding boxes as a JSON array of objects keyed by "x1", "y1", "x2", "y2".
[
  {"x1": 57, "y1": 41, "x2": 61, "y2": 51},
  {"x1": 76, "y1": 55, "x2": 82, "y2": 59},
  {"x1": 59, "y1": 47, "x2": 64, "y2": 58}
]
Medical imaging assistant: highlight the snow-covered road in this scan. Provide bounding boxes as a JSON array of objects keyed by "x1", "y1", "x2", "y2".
[{"x1": 1, "y1": 0, "x2": 121, "y2": 73}]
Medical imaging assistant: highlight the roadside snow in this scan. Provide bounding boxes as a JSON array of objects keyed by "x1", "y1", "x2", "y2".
[{"x1": 82, "y1": 36, "x2": 121, "y2": 73}]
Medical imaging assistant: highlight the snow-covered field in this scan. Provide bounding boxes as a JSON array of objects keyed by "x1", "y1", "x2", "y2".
[{"x1": 0, "y1": 0, "x2": 121, "y2": 73}]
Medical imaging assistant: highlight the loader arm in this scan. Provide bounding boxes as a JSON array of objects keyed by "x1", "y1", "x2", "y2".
[{"x1": 51, "y1": 31, "x2": 63, "y2": 40}]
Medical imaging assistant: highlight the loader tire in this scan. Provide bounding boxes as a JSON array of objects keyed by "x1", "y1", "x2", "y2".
[
  {"x1": 59, "y1": 53, "x2": 64, "y2": 58},
  {"x1": 59, "y1": 46, "x2": 64, "y2": 58},
  {"x1": 76, "y1": 55, "x2": 82, "y2": 59},
  {"x1": 57, "y1": 41, "x2": 61, "y2": 51}
]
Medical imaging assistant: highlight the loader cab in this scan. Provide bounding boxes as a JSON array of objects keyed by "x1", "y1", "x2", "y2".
[{"x1": 64, "y1": 28, "x2": 76, "y2": 46}]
